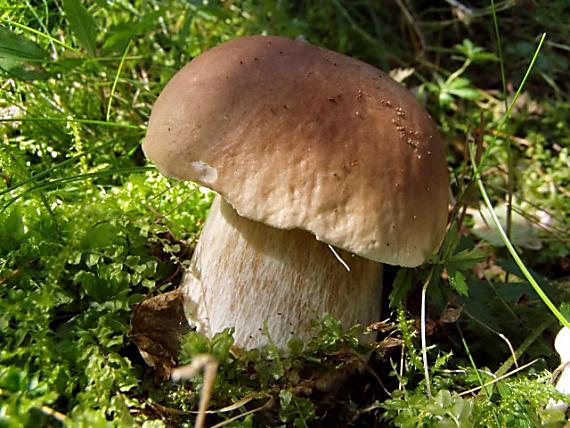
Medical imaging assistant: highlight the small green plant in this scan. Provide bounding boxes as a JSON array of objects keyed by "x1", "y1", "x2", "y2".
[
  {"x1": 382, "y1": 389, "x2": 476, "y2": 427},
  {"x1": 375, "y1": 308, "x2": 568, "y2": 427},
  {"x1": 0, "y1": 169, "x2": 211, "y2": 425},
  {"x1": 154, "y1": 314, "x2": 370, "y2": 426},
  {"x1": 421, "y1": 39, "x2": 496, "y2": 109}
]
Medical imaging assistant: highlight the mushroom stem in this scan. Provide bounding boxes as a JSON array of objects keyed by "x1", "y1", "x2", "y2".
[{"x1": 182, "y1": 195, "x2": 383, "y2": 349}]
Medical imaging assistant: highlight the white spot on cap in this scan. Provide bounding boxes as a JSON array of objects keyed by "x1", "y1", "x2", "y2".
[{"x1": 191, "y1": 161, "x2": 218, "y2": 184}]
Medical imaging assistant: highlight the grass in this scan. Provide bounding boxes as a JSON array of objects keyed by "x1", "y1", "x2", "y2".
[{"x1": 1, "y1": 0, "x2": 569, "y2": 426}]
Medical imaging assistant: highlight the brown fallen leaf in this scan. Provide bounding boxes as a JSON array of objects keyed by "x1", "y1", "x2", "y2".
[
  {"x1": 376, "y1": 336, "x2": 404, "y2": 353},
  {"x1": 128, "y1": 287, "x2": 192, "y2": 380},
  {"x1": 439, "y1": 304, "x2": 463, "y2": 324}
]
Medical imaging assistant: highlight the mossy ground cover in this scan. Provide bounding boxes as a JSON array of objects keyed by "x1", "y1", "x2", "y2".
[{"x1": 0, "y1": 1, "x2": 569, "y2": 426}]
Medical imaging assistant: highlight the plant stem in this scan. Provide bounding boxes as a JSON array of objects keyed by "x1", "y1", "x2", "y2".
[
  {"x1": 479, "y1": 32, "x2": 547, "y2": 166},
  {"x1": 495, "y1": 318, "x2": 552, "y2": 378},
  {"x1": 106, "y1": 40, "x2": 132, "y2": 121},
  {"x1": 490, "y1": 0, "x2": 514, "y2": 281},
  {"x1": 469, "y1": 144, "x2": 570, "y2": 329}
]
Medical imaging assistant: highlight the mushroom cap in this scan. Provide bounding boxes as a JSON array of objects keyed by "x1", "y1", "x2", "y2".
[{"x1": 143, "y1": 36, "x2": 449, "y2": 267}]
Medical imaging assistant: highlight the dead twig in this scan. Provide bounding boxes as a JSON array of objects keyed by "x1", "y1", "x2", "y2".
[{"x1": 171, "y1": 354, "x2": 219, "y2": 428}]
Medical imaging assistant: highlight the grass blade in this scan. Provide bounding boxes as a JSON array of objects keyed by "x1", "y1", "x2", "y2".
[
  {"x1": 0, "y1": 26, "x2": 49, "y2": 61},
  {"x1": 0, "y1": 140, "x2": 117, "y2": 198},
  {"x1": 106, "y1": 40, "x2": 131, "y2": 121},
  {"x1": 1, "y1": 166, "x2": 155, "y2": 211},
  {"x1": 469, "y1": 144, "x2": 570, "y2": 329},
  {"x1": 0, "y1": 117, "x2": 142, "y2": 129},
  {"x1": 501, "y1": 33, "x2": 547, "y2": 126},
  {"x1": 490, "y1": 0, "x2": 508, "y2": 112},
  {"x1": 62, "y1": 0, "x2": 98, "y2": 56},
  {"x1": 480, "y1": 32, "x2": 547, "y2": 165},
  {"x1": 490, "y1": 0, "x2": 514, "y2": 272},
  {"x1": 1, "y1": 18, "x2": 79, "y2": 54}
]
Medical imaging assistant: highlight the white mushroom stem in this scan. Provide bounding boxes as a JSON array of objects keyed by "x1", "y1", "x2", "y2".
[
  {"x1": 182, "y1": 195, "x2": 383, "y2": 349},
  {"x1": 548, "y1": 326, "x2": 570, "y2": 412}
]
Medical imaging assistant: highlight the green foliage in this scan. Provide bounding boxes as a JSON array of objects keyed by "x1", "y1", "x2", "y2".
[
  {"x1": 405, "y1": 373, "x2": 566, "y2": 428},
  {"x1": 0, "y1": 26, "x2": 50, "y2": 79},
  {"x1": 180, "y1": 329, "x2": 235, "y2": 365},
  {"x1": 383, "y1": 389, "x2": 476, "y2": 427},
  {"x1": 168, "y1": 311, "x2": 569, "y2": 427},
  {"x1": 0, "y1": 26, "x2": 49, "y2": 62},
  {"x1": 420, "y1": 40, "x2": 496, "y2": 109},
  {"x1": 159, "y1": 314, "x2": 368, "y2": 426},
  {"x1": 445, "y1": 249, "x2": 486, "y2": 297},
  {"x1": 380, "y1": 312, "x2": 568, "y2": 427},
  {"x1": 61, "y1": 0, "x2": 98, "y2": 56},
  {"x1": 278, "y1": 389, "x2": 315, "y2": 428},
  {"x1": 0, "y1": 171, "x2": 211, "y2": 424}
]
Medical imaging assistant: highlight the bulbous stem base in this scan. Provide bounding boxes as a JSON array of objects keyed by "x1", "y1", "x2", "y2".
[{"x1": 182, "y1": 195, "x2": 383, "y2": 349}]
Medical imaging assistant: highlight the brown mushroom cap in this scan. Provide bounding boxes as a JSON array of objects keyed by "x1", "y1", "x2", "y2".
[{"x1": 143, "y1": 35, "x2": 449, "y2": 267}]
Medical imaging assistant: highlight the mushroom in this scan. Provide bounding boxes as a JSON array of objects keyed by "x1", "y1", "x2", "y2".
[
  {"x1": 143, "y1": 36, "x2": 449, "y2": 349},
  {"x1": 548, "y1": 326, "x2": 570, "y2": 412}
]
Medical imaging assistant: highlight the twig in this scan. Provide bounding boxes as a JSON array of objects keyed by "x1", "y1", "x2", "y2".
[
  {"x1": 1, "y1": 385, "x2": 67, "y2": 423},
  {"x1": 210, "y1": 395, "x2": 274, "y2": 428},
  {"x1": 420, "y1": 270, "x2": 435, "y2": 399},
  {"x1": 171, "y1": 354, "x2": 219, "y2": 428},
  {"x1": 495, "y1": 318, "x2": 552, "y2": 378},
  {"x1": 398, "y1": 344, "x2": 405, "y2": 391},
  {"x1": 39, "y1": 405, "x2": 67, "y2": 423},
  {"x1": 444, "y1": 0, "x2": 474, "y2": 16},
  {"x1": 458, "y1": 359, "x2": 538, "y2": 396},
  {"x1": 327, "y1": 245, "x2": 351, "y2": 271},
  {"x1": 462, "y1": 308, "x2": 518, "y2": 368},
  {"x1": 150, "y1": 392, "x2": 271, "y2": 416}
]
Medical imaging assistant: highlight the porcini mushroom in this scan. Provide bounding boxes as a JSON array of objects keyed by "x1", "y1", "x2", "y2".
[
  {"x1": 143, "y1": 36, "x2": 448, "y2": 349},
  {"x1": 548, "y1": 326, "x2": 570, "y2": 412}
]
